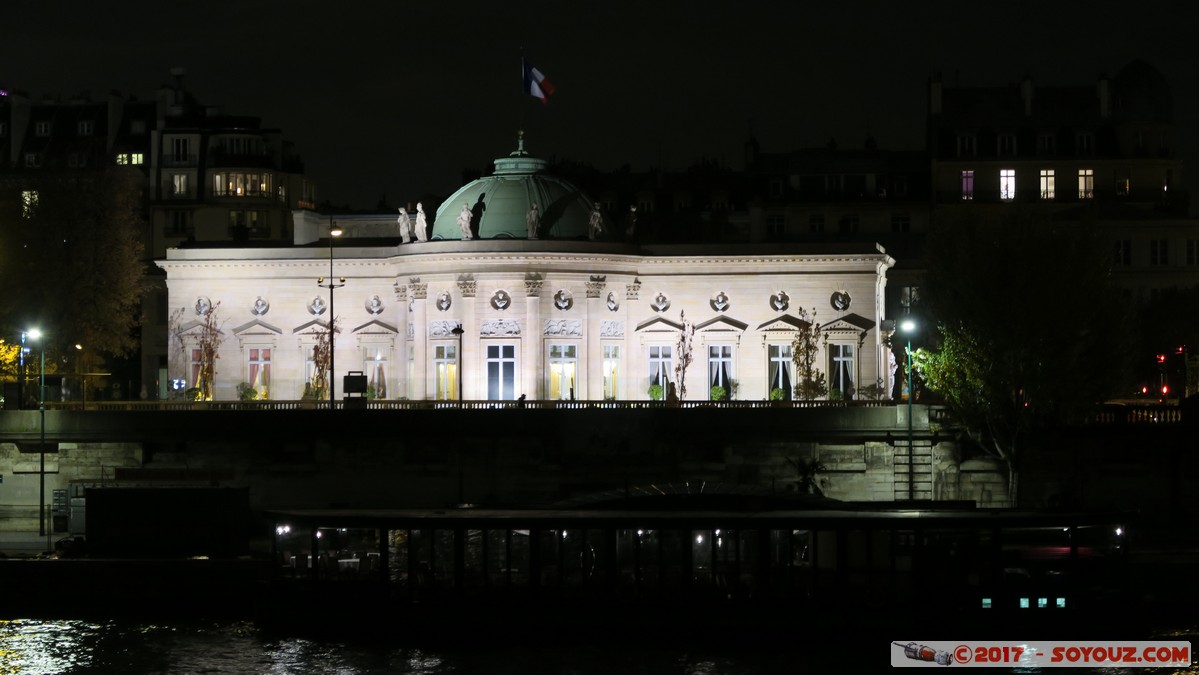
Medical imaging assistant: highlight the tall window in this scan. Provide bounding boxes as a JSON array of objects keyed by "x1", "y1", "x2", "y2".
[
  {"x1": 1076, "y1": 133, "x2": 1094, "y2": 155},
  {"x1": 648, "y1": 345, "x2": 673, "y2": 390},
  {"x1": 828, "y1": 344, "x2": 855, "y2": 399},
  {"x1": 35, "y1": 121, "x2": 51, "y2": 137},
  {"x1": 1040, "y1": 169, "x2": 1055, "y2": 200},
  {"x1": 956, "y1": 135, "x2": 976, "y2": 157},
  {"x1": 999, "y1": 169, "x2": 1016, "y2": 201},
  {"x1": 248, "y1": 348, "x2": 271, "y2": 398},
  {"x1": 1150, "y1": 240, "x2": 1169, "y2": 266},
  {"x1": 768, "y1": 344, "x2": 793, "y2": 400},
  {"x1": 77, "y1": 120, "x2": 94, "y2": 136},
  {"x1": 190, "y1": 348, "x2": 204, "y2": 392},
  {"x1": 434, "y1": 345, "x2": 458, "y2": 400},
  {"x1": 1037, "y1": 133, "x2": 1056, "y2": 155},
  {"x1": 602, "y1": 345, "x2": 621, "y2": 400},
  {"x1": 363, "y1": 347, "x2": 387, "y2": 400},
  {"x1": 172, "y1": 174, "x2": 188, "y2": 196},
  {"x1": 1115, "y1": 169, "x2": 1131, "y2": 197},
  {"x1": 172, "y1": 137, "x2": 189, "y2": 162},
  {"x1": 1187, "y1": 240, "x2": 1198, "y2": 266},
  {"x1": 808, "y1": 214, "x2": 825, "y2": 233},
  {"x1": 766, "y1": 214, "x2": 785, "y2": 237},
  {"x1": 838, "y1": 214, "x2": 859, "y2": 234},
  {"x1": 1078, "y1": 169, "x2": 1094, "y2": 199},
  {"x1": 997, "y1": 134, "x2": 1016, "y2": 156},
  {"x1": 890, "y1": 213, "x2": 911, "y2": 234},
  {"x1": 1113, "y1": 240, "x2": 1131, "y2": 267},
  {"x1": 547, "y1": 344, "x2": 578, "y2": 400},
  {"x1": 960, "y1": 170, "x2": 974, "y2": 200},
  {"x1": 708, "y1": 345, "x2": 734, "y2": 399},
  {"x1": 486, "y1": 344, "x2": 517, "y2": 400}
]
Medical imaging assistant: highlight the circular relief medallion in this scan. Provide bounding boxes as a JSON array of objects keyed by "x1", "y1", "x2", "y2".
[
  {"x1": 436, "y1": 291, "x2": 452, "y2": 312},
  {"x1": 770, "y1": 291, "x2": 790, "y2": 312},
  {"x1": 251, "y1": 296, "x2": 269, "y2": 316},
  {"x1": 606, "y1": 291, "x2": 619, "y2": 312},
  {"x1": 830, "y1": 291, "x2": 851, "y2": 312},
  {"x1": 710, "y1": 291, "x2": 730, "y2": 312},
  {"x1": 365, "y1": 295, "x2": 384, "y2": 315},
  {"x1": 308, "y1": 296, "x2": 327, "y2": 315},
  {"x1": 651, "y1": 292, "x2": 671, "y2": 313},
  {"x1": 491, "y1": 289, "x2": 512, "y2": 311},
  {"x1": 194, "y1": 296, "x2": 213, "y2": 316},
  {"x1": 554, "y1": 290, "x2": 573, "y2": 311}
]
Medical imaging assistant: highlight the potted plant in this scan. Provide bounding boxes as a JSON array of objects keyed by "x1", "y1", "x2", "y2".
[
  {"x1": 236, "y1": 382, "x2": 259, "y2": 401},
  {"x1": 709, "y1": 385, "x2": 728, "y2": 401},
  {"x1": 647, "y1": 383, "x2": 665, "y2": 401}
]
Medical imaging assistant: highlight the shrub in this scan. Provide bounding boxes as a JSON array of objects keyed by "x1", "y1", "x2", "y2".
[
  {"x1": 647, "y1": 383, "x2": 664, "y2": 401},
  {"x1": 709, "y1": 385, "x2": 728, "y2": 401}
]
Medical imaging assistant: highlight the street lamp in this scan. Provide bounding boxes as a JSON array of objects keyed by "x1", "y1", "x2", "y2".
[
  {"x1": 26, "y1": 329, "x2": 47, "y2": 538},
  {"x1": 900, "y1": 318, "x2": 917, "y2": 501},
  {"x1": 317, "y1": 219, "x2": 344, "y2": 409},
  {"x1": 450, "y1": 325, "x2": 464, "y2": 404}
]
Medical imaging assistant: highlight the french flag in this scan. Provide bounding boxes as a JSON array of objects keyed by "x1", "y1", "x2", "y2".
[{"x1": 523, "y1": 59, "x2": 555, "y2": 104}]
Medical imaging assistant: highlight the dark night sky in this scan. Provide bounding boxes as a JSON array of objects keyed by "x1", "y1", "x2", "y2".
[{"x1": 5, "y1": 1, "x2": 1199, "y2": 211}]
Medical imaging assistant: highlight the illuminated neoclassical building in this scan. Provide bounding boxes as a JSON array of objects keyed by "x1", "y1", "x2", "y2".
[{"x1": 157, "y1": 142, "x2": 897, "y2": 402}]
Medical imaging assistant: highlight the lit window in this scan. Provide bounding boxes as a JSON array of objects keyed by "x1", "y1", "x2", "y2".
[
  {"x1": 77, "y1": 120, "x2": 94, "y2": 136},
  {"x1": 960, "y1": 170, "x2": 974, "y2": 200},
  {"x1": 486, "y1": 344, "x2": 517, "y2": 400},
  {"x1": 603, "y1": 345, "x2": 621, "y2": 400},
  {"x1": 1000, "y1": 169, "x2": 1016, "y2": 201},
  {"x1": 547, "y1": 344, "x2": 578, "y2": 400},
  {"x1": 248, "y1": 348, "x2": 271, "y2": 399},
  {"x1": 648, "y1": 345, "x2": 673, "y2": 393},
  {"x1": 768, "y1": 344, "x2": 793, "y2": 400},
  {"x1": 1040, "y1": 169, "x2": 1055, "y2": 200},
  {"x1": 130, "y1": 153, "x2": 144, "y2": 165},
  {"x1": 829, "y1": 343, "x2": 855, "y2": 399},
  {"x1": 434, "y1": 344, "x2": 458, "y2": 400},
  {"x1": 708, "y1": 345, "x2": 734, "y2": 399},
  {"x1": 1078, "y1": 169, "x2": 1094, "y2": 199},
  {"x1": 116, "y1": 154, "x2": 129, "y2": 165},
  {"x1": 172, "y1": 174, "x2": 188, "y2": 196},
  {"x1": 362, "y1": 347, "x2": 387, "y2": 400}
]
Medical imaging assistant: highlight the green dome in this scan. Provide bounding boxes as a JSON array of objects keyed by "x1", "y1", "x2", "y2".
[{"x1": 432, "y1": 138, "x2": 596, "y2": 240}]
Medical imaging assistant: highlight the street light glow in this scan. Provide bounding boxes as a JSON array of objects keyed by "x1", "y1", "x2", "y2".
[{"x1": 900, "y1": 319, "x2": 917, "y2": 333}]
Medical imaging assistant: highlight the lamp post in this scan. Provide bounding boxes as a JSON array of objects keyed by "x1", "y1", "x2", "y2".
[
  {"x1": 900, "y1": 318, "x2": 917, "y2": 501},
  {"x1": 450, "y1": 325, "x2": 464, "y2": 404},
  {"x1": 27, "y1": 329, "x2": 46, "y2": 537},
  {"x1": 317, "y1": 219, "x2": 344, "y2": 409}
]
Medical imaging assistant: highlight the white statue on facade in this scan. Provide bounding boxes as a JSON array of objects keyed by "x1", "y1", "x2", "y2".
[
  {"x1": 526, "y1": 203, "x2": 540, "y2": 239},
  {"x1": 398, "y1": 207, "x2": 413, "y2": 244},
  {"x1": 588, "y1": 203, "x2": 604, "y2": 240},
  {"x1": 457, "y1": 203, "x2": 473, "y2": 240},
  {"x1": 414, "y1": 203, "x2": 429, "y2": 242}
]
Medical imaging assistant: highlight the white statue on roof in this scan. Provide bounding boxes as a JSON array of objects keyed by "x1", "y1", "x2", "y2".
[
  {"x1": 398, "y1": 207, "x2": 413, "y2": 244},
  {"x1": 414, "y1": 202, "x2": 428, "y2": 242},
  {"x1": 526, "y1": 203, "x2": 540, "y2": 239},
  {"x1": 589, "y1": 203, "x2": 604, "y2": 240},
  {"x1": 457, "y1": 203, "x2": 473, "y2": 240}
]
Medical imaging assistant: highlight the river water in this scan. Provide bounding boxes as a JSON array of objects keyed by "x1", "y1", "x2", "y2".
[
  {"x1": 0, "y1": 619, "x2": 810, "y2": 674},
  {"x1": 2, "y1": 619, "x2": 1196, "y2": 674}
]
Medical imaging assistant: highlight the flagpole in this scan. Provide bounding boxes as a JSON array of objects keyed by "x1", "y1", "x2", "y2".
[{"x1": 518, "y1": 49, "x2": 526, "y2": 145}]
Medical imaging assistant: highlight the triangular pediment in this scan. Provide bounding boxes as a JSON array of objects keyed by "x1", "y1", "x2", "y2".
[
  {"x1": 755, "y1": 314, "x2": 812, "y2": 332},
  {"x1": 636, "y1": 316, "x2": 684, "y2": 332},
  {"x1": 233, "y1": 319, "x2": 282, "y2": 336},
  {"x1": 292, "y1": 319, "x2": 331, "y2": 334},
  {"x1": 695, "y1": 315, "x2": 748, "y2": 332},
  {"x1": 822, "y1": 313, "x2": 875, "y2": 334},
  {"x1": 177, "y1": 320, "x2": 225, "y2": 336},
  {"x1": 352, "y1": 319, "x2": 398, "y2": 334}
]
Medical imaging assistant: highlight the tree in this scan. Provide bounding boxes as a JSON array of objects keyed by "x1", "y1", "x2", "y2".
[
  {"x1": 0, "y1": 169, "x2": 147, "y2": 359},
  {"x1": 913, "y1": 213, "x2": 1133, "y2": 503},
  {"x1": 307, "y1": 320, "x2": 337, "y2": 400},
  {"x1": 673, "y1": 311, "x2": 696, "y2": 400},
  {"x1": 791, "y1": 307, "x2": 828, "y2": 400}
]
